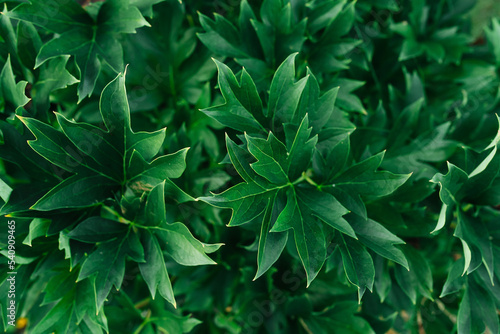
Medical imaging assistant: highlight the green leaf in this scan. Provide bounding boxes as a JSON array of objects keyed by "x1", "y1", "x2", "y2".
[
  {"x1": 200, "y1": 181, "x2": 274, "y2": 227},
  {"x1": 204, "y1": 121, "x2": 355, "y2": 285},
  {"x1": 440, "y1": 257, "x2": 466, "y2": 298},
  {"x1": 30, "y1": 277, "x2": 103, "y2": 334},
  {"x1": 485, "y1": 18, "x2": 500, "y2": 66},
  {"x1": 386, "y1": 98, "x2": 423, "y2": 151},
  {"x1": 16, "y1": 115, "x2": 90, "y2": 174},
  {"x1": 214, "y1": 59, "x2": 264, "y2": 123},
  {"x1": 203, "y1": 122, "x2": 353, "y2": 285},
  {"x1": 455, "y1": 211, "x2": 494, "y2": 281},
  {"x1": 201, "y1": 59, "x2": 265, "y2": 133},
  {"x1": 31, "y1": 55, "x2": 78, "y2": 114},
  {"x1": 41, "y1": 269, "x2": 79, "y2": 305},
  {"x1": 469, "y1": 114, "x2": 500, "y2": 178},
  {"x1": 295, "y1": 69, "x2": 339, "y2": 132},
  {"x1": 333, "y1": 78, "x2": 366, "y2": 114},
  {"x1": 374, "y1": 254, "x2": 392, "y2": 302},
  {"x1": 16, "y1": 20, "x2": 42, "y2": 71},
  {"x1": 238, "y1": 0, "x2": 260, "y2": 58},
  {"x1": 140, "y1": 181, "x2": 167, "y2": 226},
  {"x1": 78, "y1": 230, "x2": 144, "y2": 309},
  {"x1": 0, "y1": 4, "x2": 24, "y2": 74},
  {"x1": 271, "y1": 187, "x2": 327, "y2": 287},
  {"x1": 268, "y1": 53, "x2": 308, "y2": 124},
  {"x1": 332, "y1": 151, "x2": 411, "y2": 198},
  {"x1": 199, "y1": 54, "x2": 414, "y2": 286},
  {"x1": 197, "y1": 12, "x2": 248, "y2": 58},
  {"x1": 346, "y1": 214, "x2": 408, "y2": 269},
  {"x1": 155, "y1": 222, "x2": 222, "y2": 266},
  {"x1": 457, "y1": 280, "x2": 499, "y2": 334},
  {"x1": 260, "y1": 0, "x2": 291, "y2": 31},
  {"x1": 68, "y1": 217, "x2": 128, "y2": 243},
  {"x1": 31, "y1": 293, "x2": 75, "y2": 334},
  {"x1": 254, "y1": 192, "x2": 288, "y2": 280},
  {"x1": 432, "y1": 203, "x2": 448, "y2": 234},
  {"x1": 302, "y1": 301, "x2": 375, "y2": 334},
  {"x1": 307, "y1": 0, "x2": 345, "y2": 36},
  {"x1": 128, "y1": 148, "x2": 190, "y2": 189},
  {"x1": 337, "y1": 233, "x2": 374, "y2": 301},
  {"x1": 8, "y1": 0, "x2": 149, "y2": 101},
  {"x1": 150, "y1": 311, "x2": 201, "y2": 334},
  {"x1": 430, "y1": 162, "x2": 468, "y2": 232},
  {"x1": 314, "y1": 132, "x2": 351, "y2": 183},
  {"x1": 7, "y1": 0, "x2": 93, "y2": 33},
  {"x1": 30, "y1": 174, "x2": 117, "y2": 210},
  {"x1": 139, "y1": 230, "x2": 175, "y2": 306},
  {"x1": 19, "y1": 73, "x2": 188, "y2": 211},
  {"x1": 246, "y1": 132, "x2": 289, "y2": 185},
  {"x1": 225, "y1": 134, "x2": 267, "y2": 186},
  {"x1": 383, "y1": 122, "x2": 457, "y2": 180},
  {"x1": 285, "y1": 114, "x2": 318, "y2": 180},
  {"x1": 0, "y1": 176, "x2": 12, "y2": 203},
  {"x1": 0, "y1": 55, "x2": 30, "y2": 113},
  {"x1": 130, "y1": 0, "x2": 165, "y2": 17},
  {"x1": 22, "y1": 218, "x2": 50, "y2": 246},
  {"x1": 299, "y1": 188, "x2": 354, "y2": 238},
  {"x1": 321, "y1": 0, "x2": 356, "y2": 41},
  {"x1": 394, "y1": 246, "x2": 433, "y2": 304}
]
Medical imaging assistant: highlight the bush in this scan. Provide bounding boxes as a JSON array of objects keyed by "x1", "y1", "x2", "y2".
[{"x1": 1, "y1": 0, "x2": 500, "y2": 333}]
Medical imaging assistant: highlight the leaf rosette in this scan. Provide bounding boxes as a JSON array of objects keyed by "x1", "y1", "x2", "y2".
[{"x1": 200, "y1": 53, "x2": 410, "y2": 292}]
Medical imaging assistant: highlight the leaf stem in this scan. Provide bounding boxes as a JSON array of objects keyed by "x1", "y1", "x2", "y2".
[
  {"x1": 293, "y1": 170, "x2": 322, "y2": 190},
  {"x1": 435, "y1": 299, "x2": 457, "y2": 324},
  {"x1": 101, "y1": 205, "x2": 133, "y2": 224},
  {"x1": 298, "y1": 317, "x2": 314, "y2": 334},
  {"x1": 132, "y1": 309, "x2": 152, "y2": 334},
  {"x1": 291, "y1": 174, "x2": 305, "y2": 185},
  {"x1": 134, "y1": 297, "x2": 151, "y2": 309},
  {"x1": 303, "y1": 171, "x2": 319, "y2": 187}
]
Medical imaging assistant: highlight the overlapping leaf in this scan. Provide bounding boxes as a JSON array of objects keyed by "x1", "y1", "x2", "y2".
[
  {"x1": 201, "y1": 55, "x2": 410, "y2": 287},
  {"x1": 71, "y1": 181, "x2": 221, "y2": 310},
  {"x1": 17, "y1": 72, "x2": 188, "y2": 212},
  {"x1": 202, "y1": 53, "x2": 339, "y2": 135},
  {"x1": 27, "y1": 268, "x2": 107, "y2": 334},
  {"x1": 431, "y1": 115, "x2": 500, "y2": 235},
  {"x1": 202, "y1": 117, "x2": 351, "y2": 285},
  {"x1": 198, "y1": 0, "x2": 357, "y2": 89},
  {"x1": 390, "y1": 1, "x2": 471, "y2": 64},
  {"x1": 7, "y1": 0, "x2": 149, "y2": 101},
  {"x1": 0, "y1": 54, "x2": 29, "y2": 115}
]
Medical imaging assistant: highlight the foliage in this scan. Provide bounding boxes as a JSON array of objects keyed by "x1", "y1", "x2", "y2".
[{"x1": 0, "y1": 0, "x2": 499, "y2": 333}]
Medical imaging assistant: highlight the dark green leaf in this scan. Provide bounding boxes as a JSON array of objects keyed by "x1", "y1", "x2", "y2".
[
  {"x1": 0, "y1": 55, "x2": 29, "y2": 112},
  {"x1": 337, "y1": 233, "x2": 374, "y2": 300},
  {"x1": 332, "y1": 151, "x2": 411, "y2": 198},
  {"x1": 457, "y1": 280, "x2": 499, "y2": 334},
  {"x1": 394, "y1": 246, "x2": 433, "y2": 304},
  {"x1": 8, "y1": 0, "x2": 149, "y2": 101},
  {"x1": 271, "y1": 187, "x2": 326, "y2": 286},
  {"x1": 347, "y1": 214, "x2": 408, "y2": 269},
  {"x1": 68, "y1": 217, "x2": 128, "y2": 243},
  {"x1": 139, "y1": 230, "x2": 175, "y2": 306},
  {"x1": 156, "y1": 222, "x2": 222, "y2": 266}
]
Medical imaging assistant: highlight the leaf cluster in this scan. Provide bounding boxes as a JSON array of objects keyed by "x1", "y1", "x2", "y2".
[{"x1": 0, "y1": 0, "x2": 499, "y2": 333}]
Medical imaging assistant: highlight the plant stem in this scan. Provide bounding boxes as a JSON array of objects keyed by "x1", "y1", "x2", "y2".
[
  {"x1": 132, "y1": 309, "x2": 152, "y2": 334},
  {"x1": 303, "y1": 171, "x2": 319, "y2": 187},
  {"x1": 135, "y1": 297, "x2": 151, "y2": 309}
]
